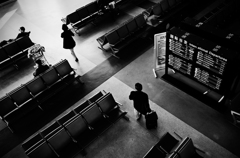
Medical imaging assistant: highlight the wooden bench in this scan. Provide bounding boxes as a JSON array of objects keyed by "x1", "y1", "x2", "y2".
[
  {"x1": 0, "y1": 59, "x2": 82, "y2": 132},
  {"x1": 0, "y1": 34, "x2": 34, "y2": 70},
  {"x1": 22, "y1": 92, "x2": 129, "y2": 157}
]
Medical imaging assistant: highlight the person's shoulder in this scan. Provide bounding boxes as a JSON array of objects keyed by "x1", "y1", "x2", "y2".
[
  {"x1": 130, "y1": 91, "x2": 137, "y2": 94},
  {"x1": 141, "y1": 91, "x2": 148, "y2": 96}
]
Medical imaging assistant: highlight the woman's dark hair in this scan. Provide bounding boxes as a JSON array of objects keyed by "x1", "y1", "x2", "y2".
[
  {"x1": 62, "y1": 24, "x2": 68, "y2": 31},
  {"x1": 135, "y1": 83, "x2": 142, "y2": 91}
]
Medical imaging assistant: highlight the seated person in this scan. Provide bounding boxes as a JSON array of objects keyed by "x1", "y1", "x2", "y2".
[
  {"x1": 96, "y1": 0, "x2": 109, "y2": 13},
  {"x1": 16, "y1": 26, "x2": 30, "y2": 39},
  {"x1": 8, "y1": 26, "x2": 31, "y2": 43},
  {"x1": 33, "y1": 59, "x2": 50, "y2": 77}
]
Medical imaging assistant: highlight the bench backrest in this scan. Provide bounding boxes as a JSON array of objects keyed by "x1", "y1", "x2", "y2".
[
  {"x1": 117, "y1": 24, "x2": 129, "y2": 39},
  {"x1": 76, "y1": 6, "x2": 90, "y2": 20},
  {"x1": 54, "y1": 59, "x2": 74, "y2": 78},
  {"x1": 67, "y1": 11, "x2": 81, "y2": 24},
  {"x1": 16, "y1": 33, "x2": 34, "y2": 51},
  {"x1": 0, "y1": 48, "x2": 10, "y2": 63},
  {"x1": 96, "y1": 93, "x2": 117, "y2": 114},
  {"x1": 3, "y1": 41, "x2": 22, "y2": 57},
  {"x1": 86, "y1": 1, "x2": 98, "y2": 15},
  {"x1": 160, "y1": 0, "x2": 170, "y2": 12},
  {"x1": 156, "y1": 132, "x2": 179, "y2": 154},
  {"x1": 47, "y1": 127, "x2": 78, "y2": 156},
  {"x1": 57, "y1": 110, "x2": 77, "y2": 125},
  {"x1": 126, "y1": 18, "x2": 138, "y2": 33},
  {"x1": 81, "y1": 103, "x2": 104, "y2": 127},
  {"x1": 106, "y1": 30, "x2": 121, "y2": 45},
  {"x1": 168, "y1": 0, "x2": 176, "y2": 8},
  {"x1": 144, "y1": 146, "x2": 166, "y2": 158},
  {"x1": 40, "y1": 67, "x2": 61, "y2": 87},
  {"x1": 0, "y1": 96, "x2": 17, "y2": 118},
  {"x1": 73, "y1": 100, "x2": 91, "y2": 114},
  {"x1": 40, "y1": 121, "x2": 62, "y2": 140},
  {"x1": 8, "y1": 85, "x2": 33, "y2": 107},
  {"x1": 27, "y1": 140, "x2": 58, "y2": 158},
  {"x1": 177, "y1": 138, "x2": 196, "y2": 158},
  {"x1": 25, "y1": 76, "x2": 47, "y2": 96},
  {"x1": 88, "y1": 91, "x2": 104, "y2": 103},
  {"x1": 153, "y1": 3, "x2": 162, "y2": 16},
  {"x1": 134, "y1": 14, "x2": 146, "y2": 28},
  {"x1": 65, "y1": 114, "x2": 90, "y2": 140},
  {"x1": 22, "y1": 133, "x2": 43, "y2": 154}
]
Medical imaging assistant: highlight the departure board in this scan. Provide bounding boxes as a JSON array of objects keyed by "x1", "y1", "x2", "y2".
[{"x1": 166, "y1": 27, "x2": 232, "y2": 92}]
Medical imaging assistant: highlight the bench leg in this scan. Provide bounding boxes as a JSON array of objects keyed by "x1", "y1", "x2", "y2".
[
  {"x1": 98, "y1": 46, "x2": 107, "y2": 52},
  {"x1": 7, "y1": 124, "x2": 14, "y2": 133},
  {"x1": 111, "y1": 53, "x2": 120, "y2": 59},
  {"x1": 123, "y1": 113, "x2": 130, "y2": 121}
]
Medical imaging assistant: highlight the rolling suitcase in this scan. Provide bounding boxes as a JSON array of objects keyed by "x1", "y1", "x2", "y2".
[{"x1": 145, "y1": 110, "x2": 158, "y2": 129}]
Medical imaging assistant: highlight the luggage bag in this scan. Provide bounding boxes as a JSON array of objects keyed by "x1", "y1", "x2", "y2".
[{"x1": 145, "y1": 110, "x2": 158, "y2": 129}]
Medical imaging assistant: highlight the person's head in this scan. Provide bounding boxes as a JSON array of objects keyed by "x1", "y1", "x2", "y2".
[
  {"x1": 19, "y1": 26, "x2": 25, "y2": 32},
  {"x1": 35, "y1": 59, "x2": 43, "y2": 66},
  {"x1": 135, "y1": 83, "x2": 142, "y2": 91},
  {"x1": 62, "y1": 24, "x2": 68, "y2": 31}
]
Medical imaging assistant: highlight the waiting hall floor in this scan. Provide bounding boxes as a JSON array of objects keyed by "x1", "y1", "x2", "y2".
[{"x1": 0, "y1": 0, "x2": 240, "y2": 158}]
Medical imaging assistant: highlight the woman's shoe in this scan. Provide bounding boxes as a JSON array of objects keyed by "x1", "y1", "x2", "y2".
[{"x1": 137, "y1": 114, "x2": 142, "y2": 121}]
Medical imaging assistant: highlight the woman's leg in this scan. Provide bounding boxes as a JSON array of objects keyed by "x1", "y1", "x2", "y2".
[
  {"x1": 134, "y1": 109, "x2": 142, "y2": 120},
  {"x1": 70, "y1": 48, "x2": 78, "y2": 62}
]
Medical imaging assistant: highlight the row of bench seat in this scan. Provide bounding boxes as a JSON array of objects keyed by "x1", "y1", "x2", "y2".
[
  {"x1": 0, "y1": 34, "x2": 34, "y2": 70},
  {"x1": 96, "y1": 0, "x2": 193, "y2": 56},
  {"x1": 0, "y1": 59, "x2": 81, "y2": 132},
  {"x1": 66, "y1": 1, "x2": 101, "y2": 34},
  {"x1": 145, "y1": 0, "x2": 191, "y2": 29},
  {"x1": 66, "y1": 0, "x2": 131, "y2": 34},
  {"x1": 143, "y1": 132, "x2": 204, "y2": 158},
  {"x1": 97, "y1": 13, "x2": 150, "y2": 56},
  {"x1": 22, "y1": 92, "x2": 129, "y2": 158}
]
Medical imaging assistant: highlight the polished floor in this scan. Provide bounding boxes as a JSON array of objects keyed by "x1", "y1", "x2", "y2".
[{"x1": 0, "y1": 0, "x2": 240, "y2": 158}]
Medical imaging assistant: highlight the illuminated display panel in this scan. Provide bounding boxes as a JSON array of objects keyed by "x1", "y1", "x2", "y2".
[
  {"x1": 167, "y1": 27, "x2": 230, "y2": 92},
  {"x1": 196, "y1": 45, "x2": 227, "y2": 76}
]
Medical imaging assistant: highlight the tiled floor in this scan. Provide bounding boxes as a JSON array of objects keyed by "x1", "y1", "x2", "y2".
[{"x1": 1, "y1": 0, "x2": 240, "y2": 158}]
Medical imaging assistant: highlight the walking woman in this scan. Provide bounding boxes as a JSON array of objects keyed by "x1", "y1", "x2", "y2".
[{"x1": 61, "y1": 24, "x2": 79, "y2": 62}]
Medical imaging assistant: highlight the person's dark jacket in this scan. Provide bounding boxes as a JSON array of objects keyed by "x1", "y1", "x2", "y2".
[
  {"x1": 16, "y1": 31, "x2": 30, "y2": 39},
  {"x1": 33, "y1": 65, "x2": 50, "y2": 77},
  {"x1": 61, "y1": 30, "x2": 76, "y2": 49},
  {"x1": 129, "y1": 91, "x2": 151, "y2": 115}
]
